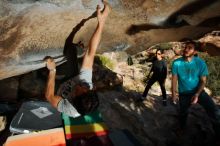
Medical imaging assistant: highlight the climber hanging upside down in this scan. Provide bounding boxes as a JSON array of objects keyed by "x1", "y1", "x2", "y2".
[{"x1": 45, "y1": 1, "x2": 111, "y2": 117}]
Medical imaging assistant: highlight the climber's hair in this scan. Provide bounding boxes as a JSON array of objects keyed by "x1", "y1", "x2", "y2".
[{"x1": 70, "y1": 90, "x2": 99, "y2": 115}]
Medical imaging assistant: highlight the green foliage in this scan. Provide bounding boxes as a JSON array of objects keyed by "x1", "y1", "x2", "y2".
[
  {"x1": 200, "y1": 53, "x2": 220, "y2": 96},
  {"x1": 95, "y1": 55, "x2": 115, "y2": 70}
]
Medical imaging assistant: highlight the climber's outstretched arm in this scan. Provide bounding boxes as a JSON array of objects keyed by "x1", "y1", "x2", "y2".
[{"x1": 81, "y1": 1, "x2": 110, "y2": 69}]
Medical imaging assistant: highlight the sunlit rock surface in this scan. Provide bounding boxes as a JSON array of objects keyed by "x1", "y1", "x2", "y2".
[{"x1": 0, "y1": 117, "x2": 6, "y2": 132}]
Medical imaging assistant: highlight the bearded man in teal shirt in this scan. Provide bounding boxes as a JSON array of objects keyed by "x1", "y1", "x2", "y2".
[{"x1": 172, "y1": 40, "x2": 220, "y2": 137}]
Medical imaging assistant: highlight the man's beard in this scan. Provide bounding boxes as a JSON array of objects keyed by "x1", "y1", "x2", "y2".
[{"x1": 183, "y1": 51, "x2": 194, "y2": 58}]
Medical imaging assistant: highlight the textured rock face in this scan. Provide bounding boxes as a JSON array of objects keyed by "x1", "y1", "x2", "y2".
[
  {"x1": 0, "y1": 78, "x2": 19, "y2": 102},
  {"x1": 1, "y1": 0, "x2": 220, "y2": 80},
  {"x1": 93, "y1": 64, "x2": 123, "y2": 89},
  {"x1": 98, "y1": 90, "x2": 216, "y2": 146},
  {"x1": 0, "y1": 0, "x2": 90, "y2": 80},
  {"x1": 199, "y1": 31, "x2": 220, "y2": 56}
]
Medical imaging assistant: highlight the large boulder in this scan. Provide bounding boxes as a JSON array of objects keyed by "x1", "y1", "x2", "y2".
[
  {"x1": 98, "y1": 90, "x2": 216, "y2": 146},
  {"x1": 199, "y1": 31, "x2": 220, "y2": 56}
]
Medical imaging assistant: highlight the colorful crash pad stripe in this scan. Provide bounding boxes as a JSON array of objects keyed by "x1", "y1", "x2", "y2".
[
  {"x1": 65, "y1": 123, "x2": 109, "y2": 139},
  {"x1": 66, "y1": 130, "x2": 109, "y2": 139},
  {"x1": 62, "y1": 111, "x2": 109, "y2": 139},
  {"x1": 64, "y1": 122, "x2": 108, "y2": 134},
  {"x1": 62, "y1": 111, "x2": 104, "y2": 125}
]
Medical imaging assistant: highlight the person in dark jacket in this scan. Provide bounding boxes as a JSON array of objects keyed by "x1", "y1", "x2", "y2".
[{"x1": 138, "y1": 49, "x2": 167, "y2": 106}]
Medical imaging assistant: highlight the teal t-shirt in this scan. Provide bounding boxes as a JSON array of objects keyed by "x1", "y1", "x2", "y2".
[{"x1": 172, "y1": 56, "x2": 208, "y2": 94}]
